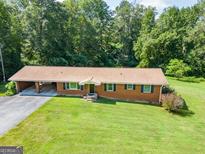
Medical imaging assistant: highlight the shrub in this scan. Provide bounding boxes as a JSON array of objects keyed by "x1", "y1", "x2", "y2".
[
  {"x1": 166, "y1": 59, "x2": 191, "y2": 78},
  {"x1": 162, "y1": 85, "x2": 175, "y2": 94},
  {"x1": 5, "y1": 81, "x2": 16, "y2": 96},
  {"x1": 177, "y1": 76, "x2": 205, "y2": 83},
  {"x1": 162, "y1": 93, "x2": 185, "y2": 112}
]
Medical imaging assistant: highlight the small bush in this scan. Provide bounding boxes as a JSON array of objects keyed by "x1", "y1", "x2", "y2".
[
  {"x1": 162, "y1": 93, "x2": 185, "y2": 113},
  {"x1": 177, "y1": 76, "x2": 205, "y2": 83},
  {"x1": 166, "y1": 59, "x2": 191, "y2": 78},
  {"x1": 5, "y1": 81, "x2": 16, "y2": 96},
  {"x1": 162, "y1": 86, "x2": 175, "y2": 94}
]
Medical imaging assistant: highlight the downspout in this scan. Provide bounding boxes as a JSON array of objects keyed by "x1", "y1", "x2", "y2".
[{"x1": 159, "y1": 85, "x2": 162, "y2": 104}]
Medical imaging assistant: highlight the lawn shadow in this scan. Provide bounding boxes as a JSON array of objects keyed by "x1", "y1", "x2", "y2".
[
  {"x1": 119, "y1": 101, "x2": 161, "y2": 108},
  {"x1": 173, "y1": 99, "x2": 195, "y2": 117},
  {"x1": 95, "y1": 98, "x2": 117, "y2": 105},
  {"x1": 55, "y1": 95, "x2": 82, "y2": 99},
  {"x1": 171, "y1": 110, "x2": 195, "y2": 117},
  {"x1": 55, "y1": 95, "x2": 162, "y2": 108},
  {"x1": 95, "y1": 97, "x2": 161, "y2": 108}
]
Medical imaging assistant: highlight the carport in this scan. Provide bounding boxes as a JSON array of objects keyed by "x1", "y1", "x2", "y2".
[
  {"x1": 16, "y1": 81, "x2": 57, "y2": 96},
  {"x1": 16, "y1": 81, "x2": 54, "y2": 92},
  {"x1": 9, "y1": 66, "x2": 59, "y2": 96}
]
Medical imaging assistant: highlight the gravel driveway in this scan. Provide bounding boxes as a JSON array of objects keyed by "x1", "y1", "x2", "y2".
[{"x1": 0, "y1": 95, "x2": 51, "y2": 136}]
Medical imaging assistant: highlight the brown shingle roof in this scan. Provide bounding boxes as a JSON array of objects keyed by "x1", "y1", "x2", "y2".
[{"x1": 9, "y1": 66, "x2": 168, "y2": 85}]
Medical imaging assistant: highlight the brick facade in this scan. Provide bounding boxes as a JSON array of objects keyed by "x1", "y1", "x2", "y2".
[
  {"x1": 57, "y1": 82, "x2": 88, "y2": 96},
  {"x1": 15, "y1": 81, "x2": 162, "y2": 103},
  {"x1": 16, "y1": 81, "x2": 34, "y2": 92},
  {"x1": 56, "y1": 82, "x2": 161, "y2": 103}
]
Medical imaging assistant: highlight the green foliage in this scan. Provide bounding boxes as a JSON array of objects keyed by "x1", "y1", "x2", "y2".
[
  {"x1": 5, "y1": 81, "x2": 16, "y2": 96},
  {"x1": 134, "y1": 4, "x2": 204, "y2": 76},
  {"x1": 0, "y1": 83, "x2": 7, "y2": 96},
  {"x1": 162, "y1": 85, "x2": 175, "y2": 94},
  {"x1": 0, "y1": 0, "x2": 205, "y2": 80},
  {"x1": 166, "y1": 59, "x2": 191, "y2": 78},
  {"x1": 110, "y1": 1, "x2": 146, "y2": 66},
  {"x1": 185, "y1": 14, "x2": 205, "y2": 77},
  {"x1": 0, "y1": 1, "x2": 22, "y2": 79}
]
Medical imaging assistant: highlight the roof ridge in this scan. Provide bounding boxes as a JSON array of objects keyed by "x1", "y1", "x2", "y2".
[{"x1": 24, "y1": 65, "x2": 162, "y2": 70}]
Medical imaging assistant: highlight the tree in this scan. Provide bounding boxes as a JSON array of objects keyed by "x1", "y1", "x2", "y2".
[
  {"x1": 1, "y1": 0, "x2": 205, "y2": 79},
  {"x1": 186, "y1": 19, "x2": 205, "y2": 77},
  {"x1": 184, "y1": 1, "x2": 205, "y2": 77},
  {"x1": 134, "y1": 5, "x2": 201, "y2": 69},
  {"x1": 111, "y1": 1, "x2": 145, "y2": 66},
  {"x1": 0, "y1": 1, "x2": 22, "y2": 80},
  {"x1": 65, "y1": 0, "x2": 113, "y2": 66},
  {"x1": 166, "y1": 59, "x2": 191, "y2": 78},
  {"x1": 20, "y1": 0, "x2": 71, "y2": 65},
  {"x1": 134, "y1": 7, "x2": 156, "y2": 67}
]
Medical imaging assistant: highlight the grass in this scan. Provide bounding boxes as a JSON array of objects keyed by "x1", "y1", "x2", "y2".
[
  {"x1": 176, "y1": 76, "x2": 205, "y2": 83},
  {"x1": 0, "y1": 78, "x2": 205, "y2": 154},
  {"x1": 0, "y1": 82, "x2": 7, "y2": 96}
]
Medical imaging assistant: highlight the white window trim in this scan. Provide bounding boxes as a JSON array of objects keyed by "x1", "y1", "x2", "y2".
[
  {"x1": 106, "y1": 84, "x2": 114, "y2": 92},
  {"x1": 127, "y1": 84, "x2": 134, "y2": 90},
  {"x1": 143, "y1": 85, "x2": 152, "y2": 93},
  {"x1": 66, "y1": 82, "x2": 79, "y2": 90}
]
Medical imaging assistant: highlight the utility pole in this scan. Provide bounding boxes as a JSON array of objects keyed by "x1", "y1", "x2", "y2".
[{"x1": 0, "y1": 44, "x2": 6, "y2": 82}]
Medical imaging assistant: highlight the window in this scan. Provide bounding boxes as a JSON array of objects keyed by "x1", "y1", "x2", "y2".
[
  {"x1": 142, "y1": 85, "x2": 152, "y2": 93},
  {"x1": 106, "y1": 84, "x2": 114, "y2": 91},
  {"x1": 125, "y1": 84, "x2": 135, "y2": 90},
  {"x1": 65, "y1": 82, "x2": 79, "y2": 90},
  {"x1": 127, "y1": 84, "x2": 134, "y2": 90}
]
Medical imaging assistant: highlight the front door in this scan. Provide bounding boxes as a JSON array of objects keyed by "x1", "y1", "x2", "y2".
[{"x1": 89, "y1": 84, "x2": 95, "y2": 93}]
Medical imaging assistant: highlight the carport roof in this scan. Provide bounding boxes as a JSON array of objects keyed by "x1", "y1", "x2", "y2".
[{"x1": 9, "y1": 66, "x2": 168, "y2": 85}]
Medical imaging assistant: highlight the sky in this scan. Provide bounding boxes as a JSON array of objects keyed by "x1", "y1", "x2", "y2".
[
  {"x1": 57, "y1": 0, "x2": 198, "y2": 15},
  {"x1": 105, "y1": 0, "x2": 198, "y2": 14}
]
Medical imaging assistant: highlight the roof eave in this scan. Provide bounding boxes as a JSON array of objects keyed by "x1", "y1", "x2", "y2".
[{"x1": 9, "y1": 79, "x2": 168, "y2": 86}]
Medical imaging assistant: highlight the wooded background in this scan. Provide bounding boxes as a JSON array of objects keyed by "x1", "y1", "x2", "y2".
[{"x1": 0, "y1": 0, "x2": 205, "y2": 80}]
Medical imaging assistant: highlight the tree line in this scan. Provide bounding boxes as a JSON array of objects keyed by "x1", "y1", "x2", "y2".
[{"x1": 0, "y1": 0, "x2": 205, "y2": 80}]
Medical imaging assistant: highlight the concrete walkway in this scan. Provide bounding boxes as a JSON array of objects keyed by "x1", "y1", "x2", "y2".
[{"x1": 0, "y1": 95, "x2": 51, "y2": 136}]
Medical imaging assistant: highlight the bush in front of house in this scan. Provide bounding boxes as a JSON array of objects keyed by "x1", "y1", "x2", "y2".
[
  {"x1": 162, "y1": 85, "x2": 175, "y2": 94},
  {"x1": 162, "y1": 93, "x2": 186, "y2": 113},
  {"x1": 5, "y1": 81, "x2": 16, "y2": 96}
]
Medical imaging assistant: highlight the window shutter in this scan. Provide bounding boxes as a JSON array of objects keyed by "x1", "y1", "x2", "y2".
[
  {"x1": 78, "y1": 84, "x2": 80, "y2": 90},
  {"x1": 141, "y1": 85, "x2": 144, "y2": 93},
  {"x1": 64, "y1": 83, "x2": 68, "y2": 90},
  {"x1": 151, "y1": 85, "x2": 154, "y2": 93},
  {"x1": 104, "y1": 84, "x2": 107, "y2": 91},
  {"x1": 114, "y1": 84, "x2": 116, "y2": 91},
  {"x1": 133, "y1": 85, "x2": 136, "y2": 90},
  {"x1": 124, "y1": 84, "x2": 127, "y2": 90}
]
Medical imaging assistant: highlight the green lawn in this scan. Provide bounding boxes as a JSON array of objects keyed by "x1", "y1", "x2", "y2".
[
  {"x1": 0, "y1": 82, "x2": 6, "y2": 96},
  {"x1": 0, "y1": 78, "x2": 205, "y2": 154}
]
